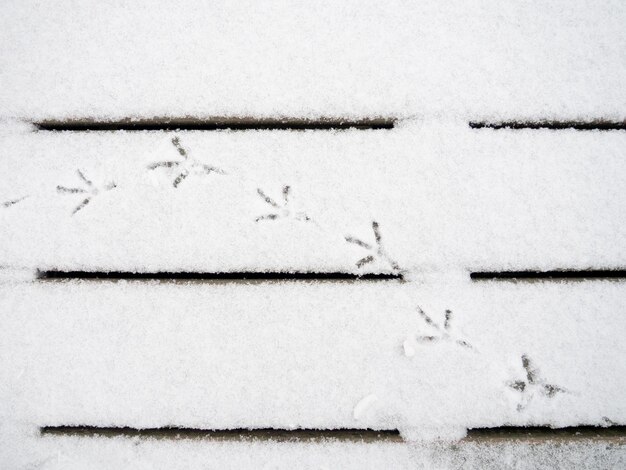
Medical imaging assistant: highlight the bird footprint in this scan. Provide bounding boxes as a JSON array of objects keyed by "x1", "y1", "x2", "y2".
[
  {"x1": 2, "y1": 195, "x2": 29, "y2": 208},
  {"x1": 147, "y1": 136, "x2": 225, "y2": 187},
  {"x1": 403, "y1": 307, "x2": 473, "y2": 356},
  {"x1": 57, "y1": 169, "x2": 116, "y2": 215},
  {"x1": 507, "y1": 354, "x2": 568, "y2": 411},
  {"x1": 345, "y1": 221, "x2": 400, "y2": 272},
  {"x1": 255, "y1": 185, "x2": 312, "y2": 223}
]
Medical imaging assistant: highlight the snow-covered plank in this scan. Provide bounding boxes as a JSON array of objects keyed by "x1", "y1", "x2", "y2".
[
  {"x1": 1, "y1": 428, "x2": 624, "y2": 470},
  {"x1": 0, "y1": 1, "x2": 624, "y2": 121},
  {"x1": 1, "y1": 277, "x2": 624, "y2": 436},
  {"x1": 1, "y1": 122, "x2": 624, "y2": 274},
  {"x1": 0, "y1": 434, "x2": 626, "y2": 470}
]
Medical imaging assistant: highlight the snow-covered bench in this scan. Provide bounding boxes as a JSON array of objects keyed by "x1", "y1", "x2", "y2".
[{"x1": 1, "y1": 1, "x2": 624, "y2": 468}]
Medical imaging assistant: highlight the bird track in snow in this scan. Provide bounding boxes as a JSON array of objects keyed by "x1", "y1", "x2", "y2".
[
  {"x1": 255, "y1": 185, "x2": 313, "y2": 223},
  {"x1": 57, "y1": 169, "x2": 116, "y2": 215},
  {"x1": 345, "y1": 221, "x2": 401, "y2": 273},
  {"x1": 1, "y1": 195, "x2": 29, "y2": 208},
  {"x1": 507, "y1": 354, "x2": 568, "y2": 411},
  {"x1": 403, "y1": 307, "x2": 473, "y2": 356},
  {"x1": 147, "y1": 136, "x2": 226, "y2": 187}
]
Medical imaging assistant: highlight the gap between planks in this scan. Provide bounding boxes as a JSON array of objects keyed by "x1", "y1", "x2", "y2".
[
  {"x1": 32, "y1": 117, "x2": 625, "y2": 132},
  {"x1": 40, "y1": 427, "x2": 402, "y2": 443},
  {"x1": 471, "y1": 270, "x2": 626, "y2": 281},
  {"x1": 36, "y1": 270, "x2": 626, "y2": 283},
  {"x1": 39, "y1": 426, "x2": 626, "y2": 444},
  {"x1": 469, "y1": 120, "x2": 626, "y2": 131},
  {"x1": 36, "y1": 271, "x2": 404, "y2": 282},
  {"x1": 33, "y1": 117, "x2": 395, "y2": 132}
]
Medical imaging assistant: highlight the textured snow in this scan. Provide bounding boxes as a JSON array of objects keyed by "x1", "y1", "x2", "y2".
[
  {"x1": 1, "y1": 122, "x2": 624, "y2": 274},
  {"x1": 1, "y1": 278, "x2": 624, "y2": 435},
  {"x1": 0, "y1": 425, "x2": 624, "y2": 470},
  {"x1": 1, "y1": 0, "x2": 625, "y2": 466},
  {"x1": 0, "y1": 1, "x2": 625, "y2": 121}
]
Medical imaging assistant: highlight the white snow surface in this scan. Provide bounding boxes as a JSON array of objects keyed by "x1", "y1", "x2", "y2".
[
  {"x1": 1, "y1": 277, "x2": 625, "y2": 466},
  {"x1": 0, "y1": 428, "x2": 624, "y2": 470},
  {"x1": 1, "y1": 122, "x2": 625, "y2": 274},
  {"x1": 1, "y1": 278, "x2": 624, "y2": 432},
  {"x1": 0, "y1": 1, "x2": 625, "y2": 121},
  {"x1": 1, "y1": 1, "x2": 625, "y2": 466}
]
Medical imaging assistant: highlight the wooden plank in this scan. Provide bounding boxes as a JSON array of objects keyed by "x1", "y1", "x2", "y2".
[
  {"x1": 16, "y1": 425, "x2": 626, "y2": 469},
  {"x1": 1, "y1": 278, "x2": 623, "y2": 433},
  {"x1": 1, "y1": 122, "x2": 624, "y2": 274},
  {"x1": 1, "y1": 2, "x2": 624, "y2": 120}
]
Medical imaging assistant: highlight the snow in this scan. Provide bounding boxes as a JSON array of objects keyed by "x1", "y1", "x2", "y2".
[
  {"x1": 1, "y1": 0, "x2": 625, "y2": 466},
  {"x1": 1, "y1": 122, "x2": 624, "y2": 465},
  {"x1": 0, "y1": 1, "x2": 625, "y2": 121},
  {"x1": 1, "y1": 278, "x2": 624, "y2": 436},
  {"x1": 0, "y1": 424, "x2": 624, "y2": 469},
  {"x1": 353, "y1": 394, "x2": 380, "y2": 421},
  {"x1": 0, "y1": 122, "x2": 624, "y2": 274}
]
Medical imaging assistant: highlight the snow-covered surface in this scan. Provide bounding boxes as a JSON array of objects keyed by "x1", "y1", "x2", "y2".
[
  {"x1": 1, "y1": 1, "x2": 625, "y2": 467},
  {"x1": 1, "y1": 278, "x2": 624, "y2": 434},
  {"x1": 0, "y1": 1, "x2": 625, "y2": 121},
  {"x1": 1, "y1": 428, "x2": 624, "y2": 470},
  {"x1": 1, "y1": 122, "x2": 625, "y2": 274}
]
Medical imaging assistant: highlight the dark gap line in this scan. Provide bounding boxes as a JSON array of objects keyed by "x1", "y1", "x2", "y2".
[
  {"x1": 40, "y1": 425, "x2": 625, "y2": 442},
  {"x1": 34, "y1": 118, "x2": 396, "y2": 132},
  {"x1": 469, "y1": 120, "x2": 626, "y2": 131},
  {"x1": 471, "y1": 270, "x2": 626, "y2": 281},
  {"x1": 37, "y1": 270, "x2": 403, "y2": 282},
  {"x1": 40, "y1": 426, "x2": 402, "y2": 442},
  {"x1": 466, "y1": 425, "x2": 626, "y2": 442}
]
